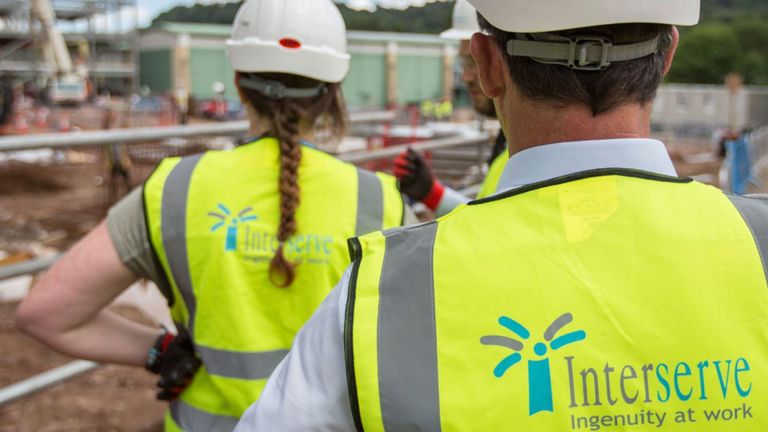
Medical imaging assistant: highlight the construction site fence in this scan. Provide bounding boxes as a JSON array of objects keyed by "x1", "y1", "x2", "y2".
[
  {"x1": 0, "y1": 110, "x2": 397, "y2": 152},
  {"x1": 721, "y1": 125, "x2": 768, "y2": 194}
]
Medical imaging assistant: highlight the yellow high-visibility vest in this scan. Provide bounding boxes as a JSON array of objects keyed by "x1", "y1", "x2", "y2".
[
  {"x1": 435, "y1": 101, "x2": 454, "y2": 120},
  {"x1": 421, "y1": 100, "x2": 436, "y2": 118},
  {"x1": 477, "y1": 147, "x2": 508, "y2": 199},
  {"x1": 144, "y1": 137, "x2": 405, "y2": 431},
  {"x1": 346, "y1": 169, "x2": 768, "y2": 431}
]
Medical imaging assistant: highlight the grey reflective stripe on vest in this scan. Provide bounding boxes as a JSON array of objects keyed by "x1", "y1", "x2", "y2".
[
  {"x1": 378, "y1": 222, "x2": 441, "y2": 431},
  {"x1": 170, "y1": 399, "x2": 239, "y2": 432},
  {"x1": 727, "y1": 194, "x2": 768, "y2": 282},
  {"x1": 161, "y1": 155, "x2": 289, "y2": 381},
  {"x1": 356, "y1": 168, "x2": 384, "y2": 236},
  {"x1": 162, "y1": 154, "x2": 203, "y2": 334},
  {"x1": 196, "y1": 345, "x2": 288, "y2": 380}
]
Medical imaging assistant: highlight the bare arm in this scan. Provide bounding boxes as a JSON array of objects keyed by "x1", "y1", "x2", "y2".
[{"x1": 16, "y1": 220, "x2": 160, "y2": 367}]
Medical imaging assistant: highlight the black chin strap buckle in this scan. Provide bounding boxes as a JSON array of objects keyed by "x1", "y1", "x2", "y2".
[{"x1": 239, "y1": 76, "x2": 327, "y2": 100}]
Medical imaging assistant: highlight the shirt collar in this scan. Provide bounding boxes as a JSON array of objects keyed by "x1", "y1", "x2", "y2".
[{"x1": 496, "y1": 138, "x2": 677, "y2": 192}]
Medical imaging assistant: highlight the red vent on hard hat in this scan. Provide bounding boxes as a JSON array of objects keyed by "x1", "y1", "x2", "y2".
[{"x1": 279, "y1": 38, "x2": 302, "y2": 49}]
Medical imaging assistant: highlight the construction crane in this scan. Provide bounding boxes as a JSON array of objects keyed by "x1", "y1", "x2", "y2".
[{"x1": 29, "y1": 0, "x2": 88, "y2": 105}]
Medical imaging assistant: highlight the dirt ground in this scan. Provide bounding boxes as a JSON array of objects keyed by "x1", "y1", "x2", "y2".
[
  {"x1": 0, "y1": 142, "x2": 207, "y2": 254},
  {"x1": 665, "y1": 138, "x2": 724, "y2": 183},
  {"x1": 0, "y1": 137, "x2": 201, "y2": 429},
  {"x1": 0, "y1": 155, "x2": 113, "y2": 254},
  {"x1": 0, "y1": 303, "x2": 166, "y2": 432},
  {"x1": 0, "y1": 145, "x2": 181, "y2": 430}
]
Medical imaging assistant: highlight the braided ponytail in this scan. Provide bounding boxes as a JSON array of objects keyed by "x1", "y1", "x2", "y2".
[
  {"x1": 237, "y1": 72, "x2": 348, "y2": 288},
  {"x1": 269, "y1": 106, "x2": 302, "y2": 287}
]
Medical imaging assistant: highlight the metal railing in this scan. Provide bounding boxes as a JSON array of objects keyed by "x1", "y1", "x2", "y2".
[
  {"x1": 0, "y1": 135, "x2": 489, "y2": 281},
  {"x1": 0, "y1": 111, "x2": 397, "y2": 152},
  {"x1": 0, "y1": 360, "x2": 100, "y2": 406},
  {"x1": 0, "y1": 133, "x2": 488, "y2": 283},
  {"x1": 0, "y1": 255, "x2": 60, "y2": 281}
]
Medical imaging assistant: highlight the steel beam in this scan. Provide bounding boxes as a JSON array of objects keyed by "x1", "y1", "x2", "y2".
[{"x1": 340, "y1": 135, "x2": 488, "y2": 164}]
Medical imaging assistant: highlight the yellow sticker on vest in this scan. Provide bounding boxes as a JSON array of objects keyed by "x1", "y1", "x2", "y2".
[{"x1": 558, "y1": 177, "x2": 620, "y2": 243}]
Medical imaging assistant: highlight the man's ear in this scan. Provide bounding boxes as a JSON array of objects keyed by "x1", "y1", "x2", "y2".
[
  {"x1": 470, "y1": 33, "x2": 505, "y2": 99},
  {"x1": 662, "y1": 26, "x2": 680, "y2": 77}
]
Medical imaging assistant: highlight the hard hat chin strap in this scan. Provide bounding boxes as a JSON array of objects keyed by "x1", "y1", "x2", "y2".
[
  {"x1": 239, "y1": 76, "x2": 328, "y2": 100},
  {"x1": 506, "y1": 33, "x2": 663, "y2": 71}
]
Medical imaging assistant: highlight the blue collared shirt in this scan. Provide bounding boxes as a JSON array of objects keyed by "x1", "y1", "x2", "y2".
[
  {"x1": 497, "y1": 138, "x2": 676, "y2": 192},
  {"x1": 234, "y1": 138, "x2": 679, "y2": 432}
]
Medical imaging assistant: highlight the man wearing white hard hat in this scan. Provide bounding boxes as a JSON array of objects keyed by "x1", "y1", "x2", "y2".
[
  {"x1": 236, "y1": 0, "x2": 768, "y2": 430},
  {"x1": 395, "y1": 0, "x2": 508, "y2": 216}
]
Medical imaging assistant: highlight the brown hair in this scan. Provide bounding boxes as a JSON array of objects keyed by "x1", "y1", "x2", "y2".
[
  {"x1": 238, "y1": 72, "x2": 348, "y2": 287},
  {"x1": 478, "y1": 15, "x2": 673, "y2": 115}
]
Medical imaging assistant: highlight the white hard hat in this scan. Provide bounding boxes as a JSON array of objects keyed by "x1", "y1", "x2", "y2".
[
  {"x1": 440, "y1": 0, "x2": 480, "y2": 41},
  {"x1": 466, "y1": 0, "x2": 700, "y2": 33},
  {"x1": 226, "y1": 0, "x2": 350, "y2": 83}
]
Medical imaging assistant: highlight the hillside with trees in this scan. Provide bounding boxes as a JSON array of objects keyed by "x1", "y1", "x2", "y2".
[
  {"x1": 667, "y1": 0, "x2": 768, "y2": 84},
  {"x1": 151, "y1": 0, "x2": 768, "y2": 85},
  {"x1": 152, "y1": 1, "x2": 453, "y2": 33}
]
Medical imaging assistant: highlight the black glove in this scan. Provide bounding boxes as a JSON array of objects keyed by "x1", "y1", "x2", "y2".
[
  {"x1": 394, "y1": 148, "x2": 438, "y2": 202},
  {"x1": 146, "y1": 326, "x2": 201, "y2": 401}
]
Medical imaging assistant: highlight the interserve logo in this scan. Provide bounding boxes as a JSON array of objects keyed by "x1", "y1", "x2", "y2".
[
  {"x1": 481, "y1": 313, "x2": 587, "y2": 416},
  {"x1": 208, "y1": 204, "x2": 258, "y2": 252}
]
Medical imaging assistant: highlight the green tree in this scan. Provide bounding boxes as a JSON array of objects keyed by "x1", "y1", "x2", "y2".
[
  {"x1": 152, "y1": 1, "x2": 453, "y2": 34},
  {"x1": 668, "y1": 24, "x2": 741, "y2": 84},
  {"x1": 732, "y1": 18, "x2": 768, "y2": 84},
  {"x1": 668, "y1": 15, "x2": 768, "y2": 85}
]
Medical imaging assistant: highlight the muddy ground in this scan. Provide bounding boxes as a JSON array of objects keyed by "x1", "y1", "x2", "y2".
[
  {"x1": 0, "y1": 145, "x2": 175, "y2": 431},
  {"x1": 0, "y1": 141, "x2": 212, "y2": 254},
  {"x1": 0, "y1": 303, "x2": 166, "y2": 432}
]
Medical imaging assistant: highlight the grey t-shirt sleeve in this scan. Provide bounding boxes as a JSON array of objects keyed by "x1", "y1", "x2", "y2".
[{"x1": 106, "y1": 187, "x2": 173, "y2": 303}]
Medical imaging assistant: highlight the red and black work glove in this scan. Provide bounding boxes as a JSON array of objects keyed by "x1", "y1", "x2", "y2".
[
  {"x1": 393, "y1": 148, "x2": 445, "y2": 211},
  {"x1": 145, "y1": 326, "x2": 201, "y2": 401}
]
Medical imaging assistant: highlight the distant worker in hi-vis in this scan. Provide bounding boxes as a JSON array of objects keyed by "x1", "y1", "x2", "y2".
[
  {"x1": 395, "y1": 0, "x2": 510, "y2": 216},
  {"x1": 234, "y1": 0, "x2": 768, "y2": 430},
  {"x1": 16, "y1": 0, "x2": 410, "y2": 430}
]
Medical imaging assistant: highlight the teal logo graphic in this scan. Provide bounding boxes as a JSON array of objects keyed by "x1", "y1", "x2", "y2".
[
  {"x1": 481, "y1": 313, "x2": 586, "y2": 416},
  {"x1": 208, "y1": 204, "x2": 258, "y2": 251}
]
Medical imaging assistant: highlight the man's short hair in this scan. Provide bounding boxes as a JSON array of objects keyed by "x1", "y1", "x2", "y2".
[{"x1": 478, "y1": 15, "x2": 673, "y2": 115}]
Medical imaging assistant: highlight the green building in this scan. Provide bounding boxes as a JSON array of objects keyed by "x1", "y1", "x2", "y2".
[{"x1": 138, "y1": 23, "x2": 458, "y2": 109}]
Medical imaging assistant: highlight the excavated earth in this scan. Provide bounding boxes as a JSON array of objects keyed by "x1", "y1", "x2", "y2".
[{"x1": 0, "y1": 303, "x2": 166, "y2": 432}]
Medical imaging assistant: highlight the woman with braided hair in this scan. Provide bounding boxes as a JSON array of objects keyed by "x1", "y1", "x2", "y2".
[
  {"x1": 235, "y1": 70, "x2": 355, "y2": 288},
  {"x1": 16, "y1": 0, "x2": 409, "y2": 430}
]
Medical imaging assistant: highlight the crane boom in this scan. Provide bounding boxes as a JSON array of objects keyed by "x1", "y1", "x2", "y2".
[
  {"x1": 30, "y1": 0, "x2": 73, "y2": 74},
  {"x1": 29, "y1": 0, "x2": 87, "y2": 104}
]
